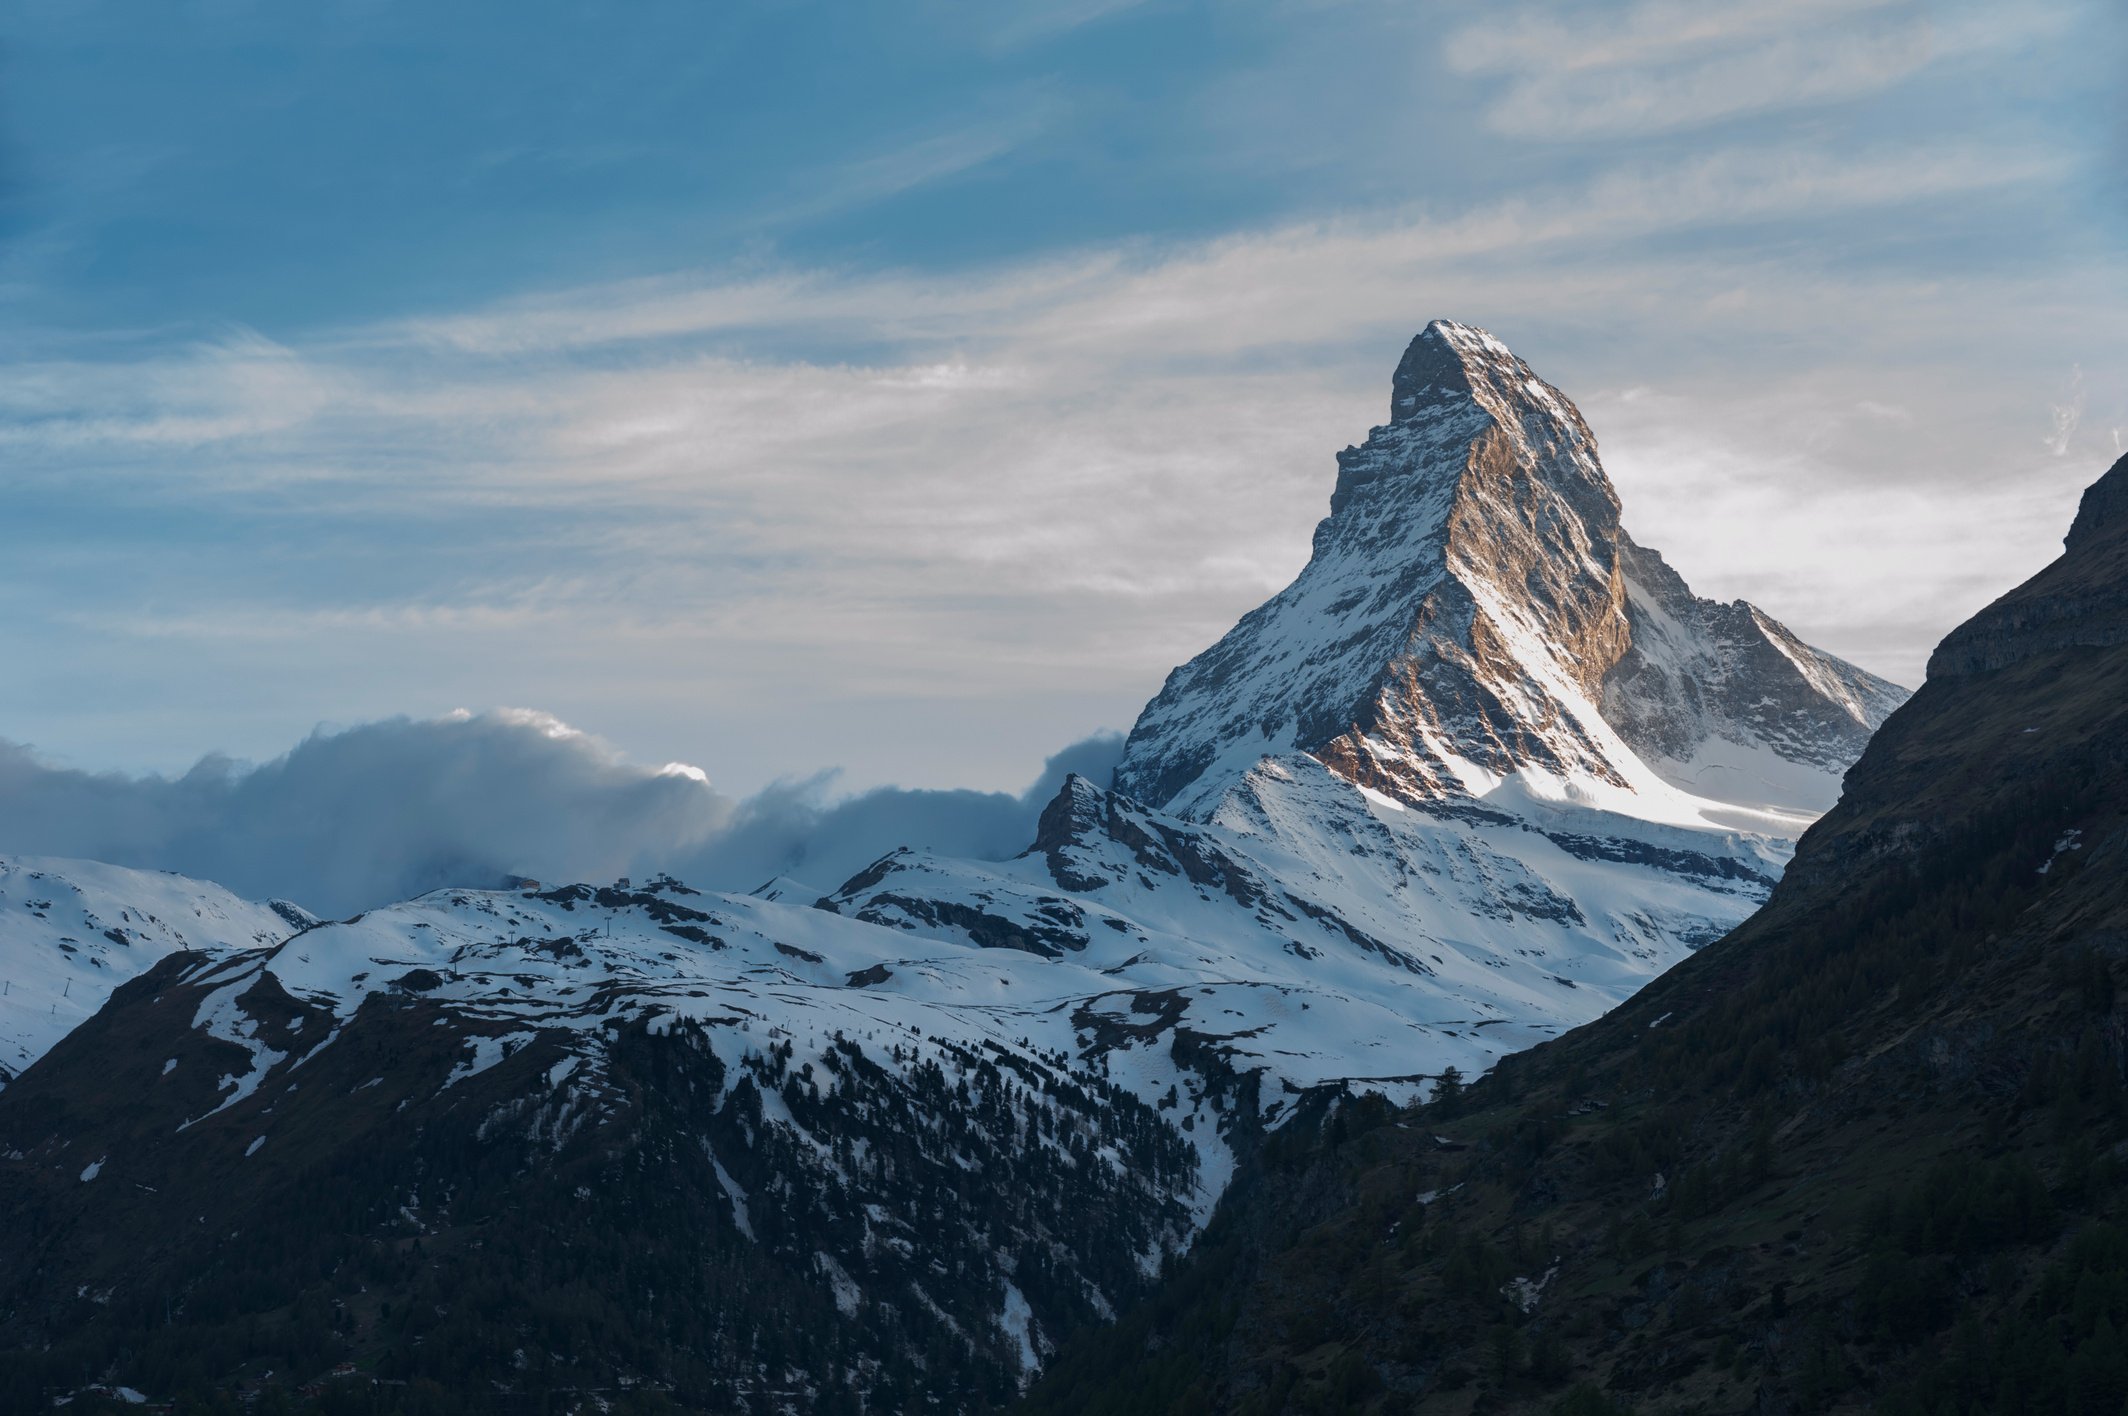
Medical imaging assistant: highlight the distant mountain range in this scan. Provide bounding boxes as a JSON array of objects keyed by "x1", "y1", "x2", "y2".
[{"x1": 0, "y1": 323, "x2": 1910, "y2": 1412}]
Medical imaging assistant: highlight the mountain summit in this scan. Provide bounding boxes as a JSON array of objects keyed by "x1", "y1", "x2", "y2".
[{"x1": 1115, "y1": 320, "x2": 1904, "y2": 818}]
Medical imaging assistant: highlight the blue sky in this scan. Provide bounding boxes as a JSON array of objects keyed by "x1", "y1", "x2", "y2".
[{"x1": 3, "y1": 0, "x2": 2125, "y2": 799}]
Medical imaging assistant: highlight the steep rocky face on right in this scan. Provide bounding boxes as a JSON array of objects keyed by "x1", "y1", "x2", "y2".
[
  {"x1": 1602, "y1": 534, "x2": 1908, "y2": 813},
  {"x1": 1024, "y1": 452, "x2": 2128, "y2": 1416}
]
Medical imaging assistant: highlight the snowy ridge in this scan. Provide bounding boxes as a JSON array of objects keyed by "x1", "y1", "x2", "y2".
[
  {"x1": 187, "y1": 872, "x2": 1246, "y2": 1182},
  {"x1": 829, "y1": 757, "x2": 1782, "y2": 1106},
  {"x1": 131, "y1": 782, "x2": 1784, "y2": 1387},
  {"x1": 0, "y1": 856, "x2": 301, "y2": 1086}
]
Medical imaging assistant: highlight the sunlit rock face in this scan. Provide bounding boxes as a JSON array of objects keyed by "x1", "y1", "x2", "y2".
[{"x1": 1115, "y1": 318, "x2": 1903, "y2": 820}]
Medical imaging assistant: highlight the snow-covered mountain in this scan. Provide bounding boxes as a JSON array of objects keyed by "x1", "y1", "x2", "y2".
[
  {"x1": 1114, "y1": 319, "x2": 1902, "y2": 819},
  {"x1": 0, "y1": 856, "x2": 306, "y2": 1086},
  {"x1": 0, "y1": 321, "x2": 1906, "y2": 1411},
  {"x1": 1604, "y1": 534, "x2": 1906, "y2": 813}
]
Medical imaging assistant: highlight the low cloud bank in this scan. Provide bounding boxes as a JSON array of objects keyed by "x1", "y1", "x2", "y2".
[
  {"x1": 689, "y1": 729, "x2": 1125, "y2": 899},
  {"x1": 0, "y1": 710, "x2": 1123, "y2": 918}
]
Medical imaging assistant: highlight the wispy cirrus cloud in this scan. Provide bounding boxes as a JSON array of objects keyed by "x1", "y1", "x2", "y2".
[
  {"x1": 754, "y1": 92, "x2": 1068, "y2": 231},
  {"x1": 952, "y1": 0, "x2": 1156, "y2": 52},
  {"x1": 1444, "y1": 0, "x2": 2080, "y2": 139},
  {"x1": 343, "y1": 137, "x2": 2068, "y2": 367}
]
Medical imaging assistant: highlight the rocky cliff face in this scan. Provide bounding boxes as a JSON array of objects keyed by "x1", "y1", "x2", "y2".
[
  {"x1": 1604, "y1": 535, "x2": 1907, "y2": 812},
  {"x1": 1114, "y1": 320, "x2": 1903, "y2": 819}
]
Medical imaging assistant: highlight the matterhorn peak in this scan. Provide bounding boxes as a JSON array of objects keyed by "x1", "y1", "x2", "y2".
[
  {"x1": 1325, "y1": 319, "x2": 1608, "y2": 530},
  {"x1": 1389, "y1": 319, "x2": 1586, "y2": 433},
  {"x1": 1389, "y1": 319, "x2": 1507, "y2": 416},
  {"x1": 1115, "y1": 321, "x2": 1905, "y2": 820}
]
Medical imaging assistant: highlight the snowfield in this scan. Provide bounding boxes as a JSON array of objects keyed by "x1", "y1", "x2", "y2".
[{"x1": 0, "y1": 856, "x2": 302, "y2": 1086}]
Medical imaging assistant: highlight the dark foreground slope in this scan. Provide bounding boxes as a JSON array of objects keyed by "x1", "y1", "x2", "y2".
[{"x1": 1026, "y1": 457, "x2": 2128, "y2": 1416}]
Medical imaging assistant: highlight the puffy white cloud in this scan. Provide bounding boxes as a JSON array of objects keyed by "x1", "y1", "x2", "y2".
[
  {"x1": 681, "y1": 729, "x2": 1125, "y2": 899},
  {"x1": 0, "y1": 710, "x2": 1122, "y2": 917}
]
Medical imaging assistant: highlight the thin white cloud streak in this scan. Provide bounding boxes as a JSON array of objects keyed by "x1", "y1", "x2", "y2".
[
  {"x1": 2047, "y1": 365, "x2": 2087, "y2": 456},
  {"x1": 755, "y1": 95, "x2": 1066, "y2": 231},
  {"x1": 363, "y1": 140, "x2": 2066, "y2": 362},
  {"x1": 1445, "y1": 0, "x2": 2079, "y2": 139},
  {"x1": 1444, "y1": 0, "x2": 1904, "y2": 76},
  {"x1": 0, "y1": 329, "x2": 342, "y2": 448},
  {"x1": 954, "y1": 0, "x2": 1154, "y2": 52}
]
